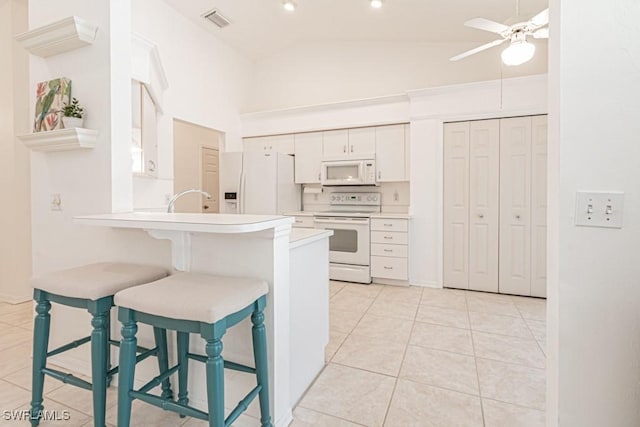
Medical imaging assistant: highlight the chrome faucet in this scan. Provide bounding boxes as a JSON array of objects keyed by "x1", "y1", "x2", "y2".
[{"x1": 167, "y1": 189, "x2": 212, "y2": 213}]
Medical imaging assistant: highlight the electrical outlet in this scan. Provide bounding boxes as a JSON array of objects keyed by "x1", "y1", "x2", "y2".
[{"x1": 51, "y1": 194, "x2": 62, "y2": 211}]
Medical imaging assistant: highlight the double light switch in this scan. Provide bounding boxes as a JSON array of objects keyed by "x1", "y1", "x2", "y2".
[{"x1": 575, "y1": 192, "x2": 624, "y2": 228}]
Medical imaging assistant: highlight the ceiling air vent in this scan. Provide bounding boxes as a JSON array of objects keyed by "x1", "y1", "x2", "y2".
[{"x1": 202, "y1": 9, "x2": 231, "y2": 29}]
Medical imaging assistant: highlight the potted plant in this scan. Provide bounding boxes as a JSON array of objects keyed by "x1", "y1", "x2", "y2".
[{"x1": 62, "y1": 97, "x2": 84, "y2": 128}]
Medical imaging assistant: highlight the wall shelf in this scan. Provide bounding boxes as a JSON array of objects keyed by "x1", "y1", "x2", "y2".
[
  {"x1": 18, "y1": 128, "x2": 98, "y2": 152},
  {"x1": 15, "y1": 16, "x2": 98, "y2": 58}
]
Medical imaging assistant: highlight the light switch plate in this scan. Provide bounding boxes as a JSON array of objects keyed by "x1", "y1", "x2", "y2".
[{"x1": 575, "y1": 191, "x2": 624, "y2": 228}]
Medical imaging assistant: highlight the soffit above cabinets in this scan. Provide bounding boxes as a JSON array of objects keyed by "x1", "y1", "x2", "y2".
[{"x1": 162, "y1": 0, "x2": 548, "y2": 60}]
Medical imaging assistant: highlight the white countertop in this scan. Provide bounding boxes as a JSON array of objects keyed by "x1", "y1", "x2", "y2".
[
  {"x1": 75, "y1": 212, "x2": 295, "y2": 234},
  {"x1": 289, "y1": 228, "x2": 333, "y2": 249},
  {"x1": 370, "y1": 213, "x2": 412, "y2": 219},
  {"x1": 284, "y1": 211, "x2": 314, "y2": 217}
]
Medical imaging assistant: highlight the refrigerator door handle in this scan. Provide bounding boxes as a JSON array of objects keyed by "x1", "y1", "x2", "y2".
[{"x1": 239, "y1": 171, "x2": 246, "y2": 214}]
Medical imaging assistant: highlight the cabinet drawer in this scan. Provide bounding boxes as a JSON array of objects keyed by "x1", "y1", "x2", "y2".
[
  {"x1": 371, "y1": 218, "x2": 408, "y2": 232},
  {"x1": 291, "y1": 216, "x2": 314, "y2": 228},
  {"x1": 371, "y1": 256, "x2": 408, "y2": 280},
  {"x1": 371, "y1": 231, "x2": 408, "y2": 245},
  {"x1": 371, "y1": 243, "x2": 408, "y2": 258}
]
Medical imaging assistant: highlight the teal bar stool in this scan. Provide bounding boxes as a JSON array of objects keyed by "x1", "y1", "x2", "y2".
[
  {"x1": 30, "y1": 262, "x2": 173, "y2": 427},
  {"x1": 114, "y1": 272, "x2": 273, "y2": 427}
]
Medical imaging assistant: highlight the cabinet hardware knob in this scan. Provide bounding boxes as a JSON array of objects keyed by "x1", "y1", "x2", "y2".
[
  {"x1": 350, "y1": 146, "x2": 354, "y2": 153},
  {"x1": 478, "y1": 213, "x2": 484, "y2": 218},
  {"x1": 384, "y1": 223, "x2": 392, "y2": 227},
  {"x1": 378, "y1": 171, "x2": 381, "y2": 179},
  {"x1": 384, "y1": 266, "x2": 393, "y2": 270},
  {"x1": 384, "y1": 249, "x2": 393, "y2": 252},
  {"x1": 203, "y1": 205, "x2": 209, "y2": 209},
  {"x1": 384, "y1": 236, "x2": 392, "y2": 239},
  {"x1": 515, "y1": 214, "x2": 521, "y2": 219},
  {"x1": 343, "y1": 145, "x2": 347, "y2": 153}
]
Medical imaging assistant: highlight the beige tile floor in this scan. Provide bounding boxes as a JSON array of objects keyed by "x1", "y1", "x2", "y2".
[{"x1": 0, "y1": 283, "x2": 546, "y2": 426}]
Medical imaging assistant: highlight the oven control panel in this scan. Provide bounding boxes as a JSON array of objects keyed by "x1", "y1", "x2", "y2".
[{"x1": 330, "y1": 192, "x2": 381, "y2": 206}]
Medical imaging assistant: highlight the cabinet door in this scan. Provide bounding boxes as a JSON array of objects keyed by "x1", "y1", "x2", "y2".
[
  {"x1": 375, "y1": 124, "x2": 406, "y2": 182},
  {"x1": 270, "y1": 134, "x2": 295, "y2": 155},
  {"x1": 468, "y1": 120, "x2": 500, "y2": 292},
  {"x1": 244, "y1": 137, "x2": 267, "y2": 152},
  {"x1": 323, "y1": 129, "x2": 349, "y2": 157},
  {"x1": 348, "y1": 127, "x2": 376, "y2": 156},
  {"x1": 499, "y1": 117, "x2": 532, "y2": 296},
  {"x1": 294, "y1": 132, "x2": 323, "y2": 184},
  {"x1": 443, "y1": 122, "x2": 470, "y2": 290},
  {"x1": 530, "y1": 115, "x2": 548, "y2": 297}
]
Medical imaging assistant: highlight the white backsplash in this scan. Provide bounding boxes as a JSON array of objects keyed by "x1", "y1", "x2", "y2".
[{"x1": 302, "y1": 182, "x2": 410, "y2": 213}]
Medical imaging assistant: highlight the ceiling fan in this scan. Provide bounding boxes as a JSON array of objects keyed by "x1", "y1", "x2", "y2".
[{"x1": 450, "y1": 8, "x2": 549, "y2": 66}]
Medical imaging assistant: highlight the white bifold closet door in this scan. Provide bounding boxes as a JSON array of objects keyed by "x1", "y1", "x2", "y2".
[
  {"x1": 443, "y1": 122, "x2": 470, "y2": 289},
  {"x1": 444, "y1": 115, "x2": 547, "y2": 296},
  {"x1": 443, "y1": 120, "x2": 499, "y2": 292}
]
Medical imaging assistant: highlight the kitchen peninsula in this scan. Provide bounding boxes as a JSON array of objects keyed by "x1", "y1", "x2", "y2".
[{"x1": 73, "y1": 212, "x2": 332, "y2": 427}]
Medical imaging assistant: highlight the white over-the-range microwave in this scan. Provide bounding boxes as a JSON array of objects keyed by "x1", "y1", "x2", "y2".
[{"x1": 320, "y1": 158, "x2": 377, "y2": 186}]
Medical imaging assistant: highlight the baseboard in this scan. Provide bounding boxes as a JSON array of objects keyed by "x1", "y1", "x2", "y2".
[
  {"x1": 0, "y1": 292, "x2": 32, "y2": 304},
  {"x1": 408, "y1": 280, "x2": 442, "y2": 289},
  {"x1": 372, "y1": 278, "x2": 410, "y2": 287}
]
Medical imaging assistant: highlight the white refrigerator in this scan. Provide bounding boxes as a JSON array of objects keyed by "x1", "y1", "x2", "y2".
[{"x1": 220, "y1": 152, "x2": 301, "y2": 215}]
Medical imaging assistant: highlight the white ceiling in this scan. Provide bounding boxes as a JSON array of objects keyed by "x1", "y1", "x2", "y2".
[{"x1": 163, "y1": 0, "x2": 548, "y2": 60}]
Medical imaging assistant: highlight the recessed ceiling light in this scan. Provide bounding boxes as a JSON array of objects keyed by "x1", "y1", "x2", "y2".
[
  {"x1": 370, "y1": 0, "x2": 383, "y2": 8},
  {"x1": 283, "y1": 0, "x2": 297, "y2": 11}
]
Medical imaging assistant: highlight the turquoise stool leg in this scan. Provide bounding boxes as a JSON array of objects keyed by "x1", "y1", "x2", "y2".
[
  {"x1": 152, "y1": 327, "x2": 173, "y2": 400},
  {"x1": 177, "y1": 331, "x2": 190, "y2": 415},
  {"x1": 88, "y1": 297, "x2": 111, "y2": 427},
  {"x1": 117, "y1": 308, "x2": 138, "y2": 427},
  {"x1": 252, "y1": 298, "x2": 273, "y2": 427},
  {"x1": 30, "y1": 291, "x2": 51, "y2": 427},
  {"x1": 105, "y1": 313, "x2": 112, "y2": 388},
  {"x1": 204, "y1": 337, "x2": 225, "y2": 427}
]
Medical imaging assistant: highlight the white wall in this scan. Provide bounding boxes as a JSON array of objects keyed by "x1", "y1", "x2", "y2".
[
  {"x1": 0, "y1": 0, "x2": 31, "y2": 303},
  {"x1": 548, "y1": 0, "x2": 640, "y2": 425},
  {"x1": 245, "y1": 41, "x2": 548, "y2": 112},
  {"x1": 131, "y1": 0, "x2": 252, "y2": 210}
]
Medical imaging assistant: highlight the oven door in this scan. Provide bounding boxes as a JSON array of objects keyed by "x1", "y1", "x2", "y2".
[
  {"x1": 314, "y1": 216, "x2": 370, "y2": 265},
  {"x1": 321, "y1": 160, "x2": 365, "y2": 186}
]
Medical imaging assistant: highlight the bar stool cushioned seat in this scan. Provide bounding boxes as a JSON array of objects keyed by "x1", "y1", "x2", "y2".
[
  {"x1": 32, "y1": 262, "x2": 169, "y2": 300},
  {"x1": 30, "y1": 262, "x2": 172, "y2": 427},
  {"x1": 114, "y1": 272, "x2": 269, "y2": 323},
  {"x1": 115, "y1": 272, "x2": 273, "y2": 427}
]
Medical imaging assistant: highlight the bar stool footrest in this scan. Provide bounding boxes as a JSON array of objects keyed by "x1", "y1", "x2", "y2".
[
  {"x1": 47, "y1": 336, "x2": 91, "y2": 357},
  {"x1": 186, "y1": 352, "x2": 257, "y2": 374},
  {"x1": 139, "y1": 364, "x2": 180, "y2": 393},
  {"x1": 226, "y1": 384, "x2": 262, "y2": 426},
  {"x1": 42, "y1": 367, "x2": 92, "y2": 391},
  {"x1": 129, "y1": 391, "x2": 209, "y2": 421}
]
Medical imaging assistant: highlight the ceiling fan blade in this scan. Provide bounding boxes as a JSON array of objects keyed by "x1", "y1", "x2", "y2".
[
  {"x1": 464, "y1": 17, "x2": 510, "y2": 35},
  {"x1": 530, "y1": 8, "x2": 549, "y2": 27},
  {"x1": 532, "y1": 27, "x2": 549, "y2": 39},
  {"x1": 450, "y1": 39, "x2": 507, "y2": 61}
]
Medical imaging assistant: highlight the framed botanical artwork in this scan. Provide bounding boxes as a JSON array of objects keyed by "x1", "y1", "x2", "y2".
[{"x1": 33, "y1": 77, "x2": 71, "y2": 132}]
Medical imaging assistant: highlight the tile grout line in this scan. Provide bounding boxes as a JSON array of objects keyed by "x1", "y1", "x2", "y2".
[
  {"x1": 466, "y1": 291, "x2": 487, "y2": 427},
  {"x1": 379, "y1": 286, "x2": 424, "y2": 427},
  {"x1": 513, "y1": 298, "x2": 548, "y2": 357}
]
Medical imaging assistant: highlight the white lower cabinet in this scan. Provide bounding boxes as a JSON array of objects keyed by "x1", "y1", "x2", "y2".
[
  {"x1": 291, "y1": 215, "x2": 314, "y2": 228},
  {"x1": 371, "y1": 218, "x2": 409, "y2": 281}
]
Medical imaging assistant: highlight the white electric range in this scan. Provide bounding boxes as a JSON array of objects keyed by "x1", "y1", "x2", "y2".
[{"x1": 313, "y1": 192, "x2": 381, "y2": 284}]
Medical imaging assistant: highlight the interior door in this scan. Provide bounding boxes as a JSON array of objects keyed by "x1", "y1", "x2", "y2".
[
  {"x1": 468, "y1": 119, "x2": 500, "y2": 292},
  {"x1": 201, "y1": 147, "x2": 219, "y2": 213},
  {"x1": 530, "y1": 115, "x2": 548, "y2": 297},
  {"x1": 443, "y1": 122, "x2": 470, "y2": 289},
  {"x1": 499, "y1": 117, "x2": 532, "y2": 295}
]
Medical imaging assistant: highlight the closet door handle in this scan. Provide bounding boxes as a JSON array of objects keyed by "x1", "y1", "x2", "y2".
[
  {"x1": 515, "y1": 214, "x2": 521, "y2": 219},
  {"x1": 478, "y1": 213, "x2": 484, "y2": 218}
]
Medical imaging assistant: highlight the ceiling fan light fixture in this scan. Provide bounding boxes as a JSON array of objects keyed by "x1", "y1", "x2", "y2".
[
  {"x1": 370, "y1": 0, "x2": 383, "y2": 9},
  {"x1": 282, "y1": 0, "x2": 297, "y2": 12},
  {"x1": 501, "y1": 40, "x2": 536, "y2": 66}
]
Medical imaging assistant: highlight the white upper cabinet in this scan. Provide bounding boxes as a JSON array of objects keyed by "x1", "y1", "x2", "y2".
[
  {"x1": 348, "y1": 127, "x2": 376, "y2": 156},
  {"x1": 322, "y1": 127, "x2": 375, "y2": 157},
  {"x1": 375, "y1": 124, "x2": 408, "y2": 182},
  {"x1": 322, "y1": 129, "x2": 349, "y2": 157},
  {"x1": 294, "y1": 132, "x2": 323, "y2": 184},
  {"x1": 244, "y1": 135, "x2": 294, "y2": 155}
]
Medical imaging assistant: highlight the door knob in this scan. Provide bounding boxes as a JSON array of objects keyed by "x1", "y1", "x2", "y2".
[
  {"x1": 515, "y1": 214, "x2": 521, "y2": 219},
  {"x1": 478, "y1": 213, "x2": 484, "y2": 218},
  {"x1": 203, "y1": 205, "x2": 209, "y2": 210}
]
